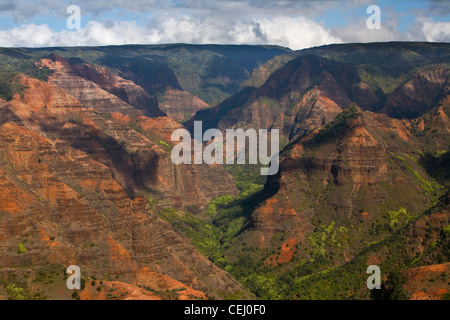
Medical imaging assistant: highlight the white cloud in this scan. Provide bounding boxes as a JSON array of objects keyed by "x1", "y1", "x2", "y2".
[
  {"x1": 0, "y1": 15, "x2": 341, "y2": 49},
  {"x1": 410, "y1": 17, "x2": 450, "y2": 42},
  {"x1": 0, "y1": 1, "x2": 448, "y2": 49},
  {"x1": 332, "y1": 12, "x2": 403, "y2": 43},
  {"x1": 321, "y1": 9, "x2": 450, "y2": 45},
  {"x1": 0, "y1": 24, "x2": 56, "y2": 47},
  {"x1": 0, "y1": 21, "x2": 149, "y2": 47},
  {"x1": 228, "y1": 17, "x2": 342, "y2": 49}
]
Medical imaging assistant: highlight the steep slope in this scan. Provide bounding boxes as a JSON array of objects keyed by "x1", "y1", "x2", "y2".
[
  {"x1": 180, "y1": 44, "x2": 449, "y2": 300},
  {"x1": 298, "y1": 42, "x2": 450, "y2": 98},
  {"x1": 241, "y1": 52, "x2": 298, "y2": 89},
  {"x1": 10, "y1": 73, "x2": 237, "y2": 209},
  {"x1": 0, "y1": 74, "x2": 245, "y2": 299},
  {"x1": 188, "y1": 54, "x2": 379, "y2": 144},
  {"x1": 40, "y1": 54, "x2": 165, "y2": 117},
  {"x1": 158, "y1": 86, "x2": 209, "y2": 122},
  {"x1": 190, "y1": 43, "x2": 450, "y2": 142},
  {"x1": 0, "y1": 42, "x2": 448, "y2": 301},
  {"x1": 253, "y1": 105, "x2": 439, "y2": 245},
  {"x1": 407, "y1": 95, "x2": 450, "y2": 152},
  {"x1": 379, "y1": 66, "x2": 449, "y2": 119},
  {"x1": 291, "y1": 192, "x2": 450, "y2": 300},
  {"x1": 0, "y1": 45, "x2": 290, "y2": 122},
  {"x1": 18, "y1": 45, "x2": 289, "y2": 113},
  {"x1": 103, "y1": 44, "x2": 291, "y2": 106},
  {"x1": 217, "y1": 104, "x2": 447, "y2": 299},
  {"x1": 0, "y1": 121, "x2": 245, "y2": 299}
]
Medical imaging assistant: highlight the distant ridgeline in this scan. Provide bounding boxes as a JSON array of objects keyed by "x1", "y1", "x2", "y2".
[{"x1": 1, "y1": 42, "x2": 448, "y2": 116}]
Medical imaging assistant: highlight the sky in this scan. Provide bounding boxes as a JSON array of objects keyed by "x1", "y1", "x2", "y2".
[{"x1": 0, "y1": 0, "x2": 449, "y2": 49}]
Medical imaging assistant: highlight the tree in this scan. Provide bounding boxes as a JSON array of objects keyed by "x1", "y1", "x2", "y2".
[
  {"x1": 379, "y1": 268, "x2": 410, "y2": 300},
  {"x1": 17, "y1": 242, "x2": 26, "y2": 254}
]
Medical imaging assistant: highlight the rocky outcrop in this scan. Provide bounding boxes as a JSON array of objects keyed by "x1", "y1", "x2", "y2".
[
  {"x1": 9, "y1": 73, "x2": 237, "y2": 209},
  {"x1": 405, "y1": 263, "x2": 450, "y2": 300},
  {"x1": 380, "y1": 67, "x2": 449, "y2": 119},
  {"x1": 242, "y1": 53, "x2": 297, "y2": 88},
  {"x1": 189, "y1": 55, "x2": 379, "y2": 144},
  {"x1": 249, "y1": 105, "x2": 438, "y2": 255},
  {"x1": 0, "y1": 74, "x2": 244, "y2": 299},
  {"x1": 76, "y1": 277, "x2": 207, "y2": 300},
  {"x1": 158, "y1": 87, "x2": 209, "y2": 122},
  {"x1": 41, "y1": 54, "x2": 165, "y2": 117}
]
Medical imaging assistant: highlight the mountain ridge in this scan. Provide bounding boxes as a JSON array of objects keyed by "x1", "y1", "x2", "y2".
[{"x1": 0, "y1": 41, "x2": 448, "y2": 300}]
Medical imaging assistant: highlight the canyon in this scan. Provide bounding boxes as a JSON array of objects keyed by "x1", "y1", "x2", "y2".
[{"x1": 0, "y1": 42, "x2": 449, "y2": 300}]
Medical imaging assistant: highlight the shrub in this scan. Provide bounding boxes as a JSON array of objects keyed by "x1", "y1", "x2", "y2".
[
  {"x1": 158, "y1": 140, "x2": 170, "y2": 147},
  {"x1": 441, "y1": 292, "x2": 450, "y2": 300},
  {"x1": 443, "y1": 225, "x2": 450, "y2": 238},
  {"x1": 17, "y1": 242, "x2": 26, "y2": 254},
  {"x1": 6, "y1": 284, "x2": 25, "y2": 300},
  {"x1": 0, "y1": 72, "x2": 27, "y2": 101}
]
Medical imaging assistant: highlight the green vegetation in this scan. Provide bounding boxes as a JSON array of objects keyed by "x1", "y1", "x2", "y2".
[
  {"x1": 224, "y1": 163, "x2": 267, "y2": 191},
  {"x1": 147, "y1": 196, "x2": 155, "y2": 207},
  {"x1": 156, "y1": 207, "x2": 221, "y2": 260},
  {"x1": 305, "y1": 42, "x2": 450, "y2": 79},
  {"x1": 17, "y1": 242, "x2": 26, "y2": 255},
  {"x1": 157, "y1": 140, "x2": 170, "y2": 148},
  {"x1": 154, "y1": 164, "x2": 269, "y2": 265},
  {"x1": 242, "y1": 53, "x2": 297, "y2": 88},
  {"x1": 388, "y1": 151, "x2": 442, "y2": 197},
  {"x1": 387, "y1": 207, "x2": 411, "y2": 228},
  {"x1": 140, "y1": 286, "x2": 186, "y2": 300},
  {"x1": 71, "y1": 290, "x2": 80, "y2": 300},
  {"x1": 358, "y1": 65, "x2": 406, "y2": 97},
  {"x1": 0, "y1": 72, "x2": 27, "y2": 101},
  {"x1": 443, "y1": 224, "x2": 450, "y2": 237},
  {"x1": 6, "y1": 284, "x2": 26, "y2": 300},
  {"x1": 212, "y1": 188, "x2": 449, "y2": 300},
  {"x1": 205, "y1": 195, "x2": 234, "y2": 216},
  {"x1": 33, "y1": 266, "x2": 60, "y2": 285},
  {"x1": 0, "y1": 265, "x2": 62, "y2": 300},
  {"x1": 5, "y1": 283, "x2": 47, "y2": 300},
  {"x1": 0, "y1": 48, "x2": 54, "y2": 83},
  {"x1": 404, "y1": 165, "x2": 439, "y2": 194},
  {"x1": 2, "y1": 44, "x2": 287, "y2": 108},
  {"x1": 305, "y1": 104, "x2": 359, "y2": 148},
  {"x1": 307, "y1": 223, "x2": 350, "y2": 257},
  {"x1": 376, "y1": 268, "x2": 409, "y2": 300},
  {"x1": 293, "y1": 193, "x2": 449, "y2": 299}
]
